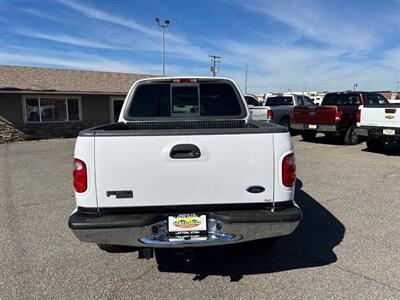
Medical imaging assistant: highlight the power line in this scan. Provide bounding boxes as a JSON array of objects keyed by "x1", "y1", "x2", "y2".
[{"x1": 249, "y1": 65, "x2": 400, "y2": 89}]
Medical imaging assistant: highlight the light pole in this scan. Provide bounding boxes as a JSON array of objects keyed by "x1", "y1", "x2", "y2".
[
  {"x1": 353, "y1": 83, "x2": 358, "y2": 91},
  {"x1": 155, "y1": 17, "x2": 170, "y2": 76},
  {"x1": 244, "y1": 64, "x2": 248, "y2": 94}
]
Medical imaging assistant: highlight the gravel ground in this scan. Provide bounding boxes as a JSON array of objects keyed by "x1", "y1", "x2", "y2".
[{"x1": 0, "y1": 135, "x2": 399, "y2": 299}]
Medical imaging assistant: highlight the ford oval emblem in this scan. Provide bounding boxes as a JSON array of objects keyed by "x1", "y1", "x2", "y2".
[{"x1": 246, "y1": 186, "x2": 265, "y2": 193}]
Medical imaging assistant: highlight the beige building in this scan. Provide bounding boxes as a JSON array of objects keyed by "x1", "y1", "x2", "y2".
[{"x1": 0, "y1": 65, "x2": 153, "y2": 142}]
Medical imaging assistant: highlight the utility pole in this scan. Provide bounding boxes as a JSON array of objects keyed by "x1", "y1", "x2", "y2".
[
  {"x1": 396, "y1": 81, "x2": 400, "y2": 92},
  {"x1": 155, "y1": 17, "x2": 170, "y2": 76},
  {"x1": 244, "y1": 64, "x2": 248, "y2": 94},
  {"x1": 353, "y1": 83, "x2": 358, "y2": 91},
  {"x1": 209, "y1": 55, "x2": 221, "y2": 77}
]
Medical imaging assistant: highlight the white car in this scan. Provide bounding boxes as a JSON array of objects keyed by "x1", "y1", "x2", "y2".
[
  {"x1": 355, "y1": 94, "x2": 399, "y2": 151},
  {"x1": 68, "y1": 77, "x2": 301, "y2": 258}
]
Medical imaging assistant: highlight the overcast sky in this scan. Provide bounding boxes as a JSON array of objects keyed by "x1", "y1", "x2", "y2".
[{"x1": 1, "y1": 0, "x2": 400, "y2": 93}]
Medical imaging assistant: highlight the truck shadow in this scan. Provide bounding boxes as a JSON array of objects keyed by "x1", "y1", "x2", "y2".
[
  {"x1": 155, "y1": 179, "x2": 345, "y2": 281},
  {"x1": 301, "y1": 134, "x2": 346, "y2": 145},
  {"x1": 361, "y1": 143, "x2": 400, "y2": 156}
]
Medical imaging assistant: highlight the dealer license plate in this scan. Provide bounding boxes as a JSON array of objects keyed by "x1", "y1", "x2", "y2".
[
  {"x1": 168, "y1": 214, "x2": 207, "y2": 233},
  {"x1": 308, "y1": 124, "x2": 317, "y2": 129},
  {"x1": 383, "y1": 129, "x2": 395, "y2": 135}
]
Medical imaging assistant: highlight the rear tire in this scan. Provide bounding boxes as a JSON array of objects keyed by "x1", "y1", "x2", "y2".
[
  {"x1": 344, "y1": 124, "x2": 360, "y2": 145},
  {"x1": 301, "y1": 131, "x2": 317, "y2": 142},
  {"x1": 366, "y1": 139, "x2": 385, "y2": 152},
  {"x1": 97, "y1": 244, "x2": 137, "y2": 253},
  {"x1": 279, "y1": 118, "x2": 290, "y2": 129}
]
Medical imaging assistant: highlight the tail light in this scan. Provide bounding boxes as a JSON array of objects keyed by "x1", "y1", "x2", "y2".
[
  {"x1": 335, "y1": 110, "x2": 342, "y2": 122},
  {"x1": 282, "y1": 153, "x2": 296, "y2": 187},
  {"x1": 356, "y1": 109, "x2": 361, "y2": 123},
  {"x1": 73, "y1": 158, "x2": 87, "y2": 193},
  {"x1": 171, "y1": 78, "x2": 198, "y2": 83},
  {"x1": 290, "y1": 110, "x2": 295, "y2": 122},
  {"x1": 267, "y1": 110, "x2": 273, "y2": 119}
]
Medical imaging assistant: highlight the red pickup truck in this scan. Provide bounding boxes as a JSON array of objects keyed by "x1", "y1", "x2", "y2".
[{"x1": 291, "y1": 91, "x2": 385, "y2": 145}]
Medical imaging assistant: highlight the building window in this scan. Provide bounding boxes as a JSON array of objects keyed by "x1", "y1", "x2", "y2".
[{"x1": 24, "y1": 97, "x2": 81, "y2": 122}]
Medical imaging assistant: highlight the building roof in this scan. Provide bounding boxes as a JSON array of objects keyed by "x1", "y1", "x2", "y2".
[{"x1": 0, "y1": 65, "x2": 155, "y2": 94}]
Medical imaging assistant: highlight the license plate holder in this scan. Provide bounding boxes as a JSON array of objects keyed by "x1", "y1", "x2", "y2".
[
  {"x1": 168, "y1": 214, "x2": 207, "y2": 235},
  {"x1": 383, "y1": 129, "x2": 395, "y2": 135}
]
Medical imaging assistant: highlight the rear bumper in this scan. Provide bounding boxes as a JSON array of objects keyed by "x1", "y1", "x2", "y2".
[
  {"x1": 355, "y1": 126, "x2": 400, "y2": 141},
  {"x1": 291, "y1": 123, "x2": 338, "y2": 132},
  {"x1": 68, "y1": 202, "x2": 302, "y2": 248}
]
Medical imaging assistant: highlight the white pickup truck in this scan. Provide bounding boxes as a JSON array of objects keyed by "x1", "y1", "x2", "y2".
[
  {"x1": 355, "y1": 101, "x2": 400, "y2": 151},
  {"x1": 244, "y1": 94, "x2": 272, "y2": 122},
  {"x1": 68, "y1": 77, "x2": 301, "y2": 258}
]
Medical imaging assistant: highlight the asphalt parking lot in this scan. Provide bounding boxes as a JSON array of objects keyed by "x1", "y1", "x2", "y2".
[{"x1": 1, "y1": 135, "x2": 400, "y2": 299}]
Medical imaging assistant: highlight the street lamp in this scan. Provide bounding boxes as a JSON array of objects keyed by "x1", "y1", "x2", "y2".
[{"x1": 155, "y1": 17, "x2": 170, "y2": 76}]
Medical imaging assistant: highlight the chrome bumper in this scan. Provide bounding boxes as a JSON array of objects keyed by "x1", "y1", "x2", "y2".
[
  {"x1": 69, "y1": 204, "x2": 301, "y2": 248},
  {"x1": 355, "y1": 126, "x2": 400, "y2": 139},
  {"x1": 291, "y1": 123, "x2": 337, "y2": 132}
]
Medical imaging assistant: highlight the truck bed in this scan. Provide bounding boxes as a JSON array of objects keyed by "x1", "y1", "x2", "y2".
[
  {"x1": 359, "y1": 103, "x2": 400, "y2": 128},
  {"x1": 75, "y1": 120, "x2": 290, "y2": 208}
]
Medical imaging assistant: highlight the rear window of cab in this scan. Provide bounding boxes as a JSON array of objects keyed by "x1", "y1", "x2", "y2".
[
  {"x1": 126, "y1": 82, "x2": 243, "y2": 118},
  {"x1": 322, "y1": 94, "x2": 361, "y2": 105},
  {"x1": 265, "y1": 96, "x2": 294, "y2": 106},
  {"x1": 322, "y1": 93, "x2": 389, "y2": 106}
]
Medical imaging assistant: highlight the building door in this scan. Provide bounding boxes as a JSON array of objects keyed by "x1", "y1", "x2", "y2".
[{"x1": 110, "y1": 98, "x2": 125, "y2": 123}]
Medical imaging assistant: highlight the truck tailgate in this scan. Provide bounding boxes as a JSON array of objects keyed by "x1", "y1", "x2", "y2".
[
  {"x1": 292, "y1": 106, "x2": 338, "y2": 124},
  {"x1": 249, "y1": 106, "x2": 268, "y2": 121},
  {"x1": 94, "y1": 134, "x2": 275, "y2": 207},
  {"x1": 361, "y1": 106, "x2": 400, "y2": 127}
]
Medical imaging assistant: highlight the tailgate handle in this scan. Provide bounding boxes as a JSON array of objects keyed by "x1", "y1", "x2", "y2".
[{"x1": 170, "y1": 144, "x2": 201, "y2": 159}]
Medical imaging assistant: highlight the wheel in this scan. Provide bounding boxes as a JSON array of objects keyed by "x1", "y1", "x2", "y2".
[
  {"x1": 279, "y1": 118, "x2": 290, "y2": 129},
  {"x1": 366, "y1": 139, "x2": 384, "y2": 152},
  {"x1": 301, "y1": 131, "x2": 317, "y2": 142},
  {"x1": 344, "y1": 124, "x2": 360, "y2": 145},
  {"x1": 97, "y1": 243, "x2": 137, "y2": 253}
]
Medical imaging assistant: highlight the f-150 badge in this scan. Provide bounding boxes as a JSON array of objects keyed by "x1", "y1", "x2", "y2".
[{"x1": 106, "y1": 190, "x2": 133, "y2": 198}]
